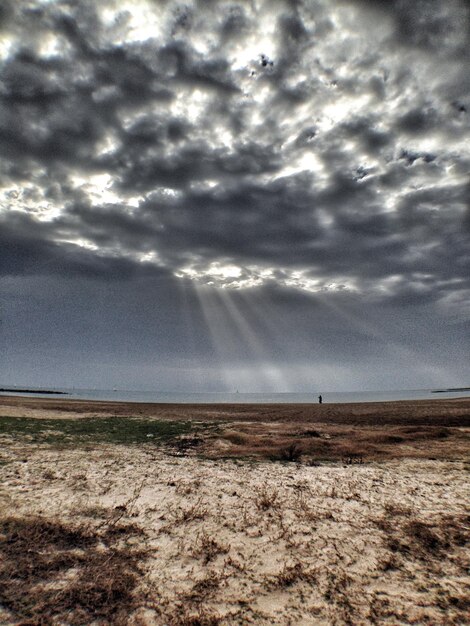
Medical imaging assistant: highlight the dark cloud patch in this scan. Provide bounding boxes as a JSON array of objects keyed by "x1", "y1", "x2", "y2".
[
  {"x1": 345, "y1": 0, "x2": 470, "y2": 52},
  {"x1": 0, "y1": 50, "x2": 65, "y2": 105},
  {"x1": 157, "y1": 40, "x2": 240, "y2": 94},
  {"x1": 398, "y1": 149, "x2": 436, "y2": 166},
  {"x1": 6, "y1": 166, "x2": 463, "y2": 309},
  {"x1": 0, "y1": 210, "x2": 168, "y2": 280},
  {"x1": 396, "y1": 107, "x2": 438, "y2": 135},
  {"x1": 393, "y1": 1, "x2": 470, "y2": 53}
]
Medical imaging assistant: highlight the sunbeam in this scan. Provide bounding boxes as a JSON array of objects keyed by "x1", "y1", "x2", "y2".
[
  {"x1": 192, "y1": 285, "x2": 254, "y2": 391},
  {"x1": 173, "y1": 278, "x2": 207, "y2": 391},
  {"x1": 312, "y1": 291, "x2": 449, "y2": 388},
  {"x1": 213, "y1": 289, "x2": 291, "y2": 391}
]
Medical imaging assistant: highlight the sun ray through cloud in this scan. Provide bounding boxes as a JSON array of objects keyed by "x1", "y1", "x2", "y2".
[{"x1": 0, "y1": 0, "x2": 469, "y2": 391}]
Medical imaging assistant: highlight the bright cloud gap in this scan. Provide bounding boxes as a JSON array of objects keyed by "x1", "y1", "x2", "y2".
[{"x1": 175, "y1": 263, "x2": 358, "y2": 293}]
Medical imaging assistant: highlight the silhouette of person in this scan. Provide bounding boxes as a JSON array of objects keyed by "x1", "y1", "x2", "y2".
[{"x1": 318, "y1": 395, "x2": 322, "y2": 404}]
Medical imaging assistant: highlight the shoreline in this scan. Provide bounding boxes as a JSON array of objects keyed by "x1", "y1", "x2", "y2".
[
  {"x1": 2, "y1": 386, "x2": 470, "y2": 406},
  {"x1": 0, "y1": 388, "x2": 68, "y2": 395}
]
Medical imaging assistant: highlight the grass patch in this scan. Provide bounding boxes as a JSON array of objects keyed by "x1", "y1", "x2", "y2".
[
  {"x1": 0, "y1": 416, "x2": 197, "y2": 446},
  {"x1": 276, "y1": 442, "x2": 303, "y2": 462},
  {"x1": 376, "y1": 506, "x2": 469, "y2": 571},
  {"x1": 254, "y1": 484, "x2": 280, "y2": 511},
  {"x1": 191, "y1": 530, "x2": 229, "y2": 564},
  {"x1": 167, "y1": 607, "x2": 222, "y2": 625},
  {"x1": 269, "y1": 562, "x2": 317, "y2": 588},
  {"x1": 0, "y1": 515, "x2": 147, "y2": 625}
]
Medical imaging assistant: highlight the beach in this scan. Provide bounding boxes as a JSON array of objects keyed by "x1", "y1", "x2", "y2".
[{"x1": 1, "y1": 395, "x2": 469, "y2": 625}]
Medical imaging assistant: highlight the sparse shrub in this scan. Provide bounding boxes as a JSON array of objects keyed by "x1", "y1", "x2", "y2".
[
  {"x1": 302, "y1": 429, "x2": 321, "y2": 438},
  {"x1": 170, "y1": 498, "x2": 209, "y2": 525},
  {"x1": 295, "y1": 492, "x2": 327, "y2": 522},
  {"x1": 377, "y1": 509, "x2": 469, "y2": 571},
  {"x1": 323, "y1": 568, "x2": 357, "y2": 623},
  {"x1": 173, "y1": 435, "x2": 203, "y2": 455},
  {"x1": 175, "y1": 479, "x2": 202, "y2": 495},
  {"x1": 382, "y1": 435, "x2": 405, "y2": 444},
  {"x1": 270, "y1": 561, "x2": 317, "y2": 588},
  {"x1": 77, "y1": 505, "x2": 111, "y2": 519},
  {"x1": 222, "y1": 431, "x2": 251, "y2": 446},
  {"x1": 254, "y1": 484, "x2": 279, "y2": 511},
  {"x1": 278, "y1": 442, "x2": 302, "y2": 462},
  {"x1": 400, "y1": 426, "x2": 450, "y2": 440},
  {"x1": 306, "y1": 458, "x2": 320, "y2": 466},
  {"x1": 344, "y1": 455, "x2": 364, "y2": 465},
  {"x1": 184, "y1": 571, "x2": 224, "y2": 602},
  {"x1": 191, "y1": 530, "x2": 229, "y2": 564}
]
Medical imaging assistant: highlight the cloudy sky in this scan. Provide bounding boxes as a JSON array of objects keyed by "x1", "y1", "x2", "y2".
[{"x1": 0, "y1": 0, "x2": 469, "y2": 392}]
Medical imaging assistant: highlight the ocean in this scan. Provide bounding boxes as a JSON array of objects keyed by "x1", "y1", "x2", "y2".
[{"x1": 1, "y1": 387, "x2": 469, "y2": 404}]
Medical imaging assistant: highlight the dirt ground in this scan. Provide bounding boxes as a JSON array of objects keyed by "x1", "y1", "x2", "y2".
[
  {"x1": 0, "y1": 396, "x2": 469, "y2": 625},
  {"x1": 1, "y1": 394, "x2": 470, "y2": 426}
]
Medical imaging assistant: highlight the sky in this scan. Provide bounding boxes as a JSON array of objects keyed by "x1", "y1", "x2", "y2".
[{"x1": 0, "y1": 0, "x2": 469, "y2": 393}]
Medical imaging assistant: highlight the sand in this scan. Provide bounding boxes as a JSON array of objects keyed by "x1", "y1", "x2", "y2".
[{"x1": 0, "y1": 396, "x2": 469, "y2": 625}]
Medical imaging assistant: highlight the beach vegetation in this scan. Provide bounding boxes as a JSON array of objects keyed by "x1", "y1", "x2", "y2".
[
  {"x1": 167, "y1": 497, "x2": 209, "y2": 526},
  {"x1": 184, "y1": 570, "x2": 225, "y2": 602},
  {"x1": 0, "y1": 415, "x2": 197, "y2": 446},
  {"x1": 254, "y1": 484, "x2": 280, "y2": 511},
  {"x1": 269, "y1": 561, "x2": 317, "y2": 588},
  {"x1": 0, "y1": 515, "x2": 148, "y2": 625},
  {"x1": 376, "y1": 505, "x2": 469, "y2": 571},
  {"x1": 278, "y1": 442, "x2": 302, "y2": 462},
  {"x1": 167, "y1": 606, "x2": 222, "y2": 625},
  {"x1": 190, "y1": 530, "x2": 229, "y2": 564}
]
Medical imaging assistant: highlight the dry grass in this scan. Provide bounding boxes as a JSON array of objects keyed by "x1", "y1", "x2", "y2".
[
  {"x1": 269, "y1": 561, "x2": 317, "y2": 588},
  {"x1": 371, "y1": 508, "x2": 470, "y2": 623},
  {"x1": 376, "y1": 506, "x2": 469, "y2": 567},
  {"x1": 323, "y1": 569, "x2": 358, "y2": 626},
  {"x1": 0, "y1": 515, "x2": 148, "y2": 625},
  {"x1": 168, "y1": 497, "x2": 209, "y2": 525},
  {"x1": 254, "y1": 484, "x2": 280, "y2": 511},
  {"x1": 184, "y1": 570, "x2": 225, "y2": 602},
  {"x1": 1, "y1": 396, "x2": 469, "y2": 625},
  {"x1": 208, "y1": 423, "x2": 470, "y2": 463},
  {"x1": 191, "y1": 530, "x2": 229, "y2": 564},
  {"x1": 275, "y1": 442, "x2": 303, "y2": 462},
  {"x1": 167, "y1": 607, "x2": 222, "y2": 626},
  {"x1": 2, "y1": 396, "x2": 469, "y2": 463}
]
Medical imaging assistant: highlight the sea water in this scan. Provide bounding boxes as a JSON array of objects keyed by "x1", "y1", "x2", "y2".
[{"x1": 1, "y1": 387, "x2": 469, "y2": 403}]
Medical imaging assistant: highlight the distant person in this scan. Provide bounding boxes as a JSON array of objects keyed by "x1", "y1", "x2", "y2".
[{"x1": 318, "y1": 395, "x2": 322, "y2": 404}]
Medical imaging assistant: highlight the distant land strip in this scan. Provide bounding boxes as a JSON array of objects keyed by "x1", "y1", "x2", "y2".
[
  {"x1": 432, "y1": 387, "x2": 470, "y2": 393},
  {"x1": 0, "y1": 388, "x2": 68, "y2": 395}
]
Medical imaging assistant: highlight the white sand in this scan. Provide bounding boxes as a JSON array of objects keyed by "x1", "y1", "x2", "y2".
[{"x1": 1, "y1": 441, "x2": 469, "y2": 625}]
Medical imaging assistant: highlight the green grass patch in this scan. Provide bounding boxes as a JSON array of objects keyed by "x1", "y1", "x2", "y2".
[{"x1": 0, "y1": 416, "x2": 197, "y2": 446}]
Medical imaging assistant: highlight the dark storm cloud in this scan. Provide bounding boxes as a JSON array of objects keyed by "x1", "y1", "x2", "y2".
[
  {"x1": 345, "y1": 0, "x2": 470, "y2": 49},
  {"x1": 0, "y1": 210, "x2": 170, "y2": 280},
  {"x1": 0, "y1": 0, "x2": 469, "y2": 311}
]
